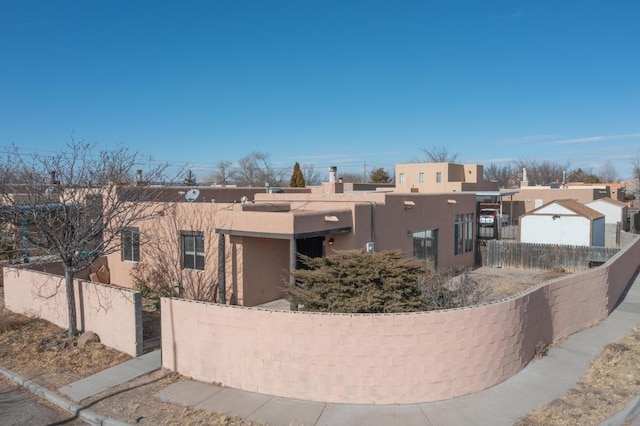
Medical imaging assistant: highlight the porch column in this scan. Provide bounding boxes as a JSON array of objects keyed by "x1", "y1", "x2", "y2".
[
  {"x1": 289, "y1": 237, "x2": 298, "y2": 311},
  {"x1": 218, "y1": 233, "x2": 226, "y2": 304}
]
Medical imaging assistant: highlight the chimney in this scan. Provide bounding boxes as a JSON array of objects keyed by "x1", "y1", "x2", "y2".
[
  {"x1": 136, "y1": 169, "x2": 143, "y2": 184},
  {"x1": 328, "y1": 166, "x2": 337, "y2": 183},
  {"x1": 521, "y1": 168, "x2": 528, "y2": 188}
]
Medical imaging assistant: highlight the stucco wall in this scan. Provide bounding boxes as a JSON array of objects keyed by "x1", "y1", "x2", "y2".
[
  {"x1": 161, "y1": 236, "x2": 640, "y2": 404},
  {"x1": 4, "y1": 267, "x2": 142, "y2": 356},
  {"x1": 241, "y1": 237, "x2": 289, "y2": 306}
]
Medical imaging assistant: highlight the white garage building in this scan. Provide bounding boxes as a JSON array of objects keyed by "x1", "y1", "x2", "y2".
[{"x1": 519, "y1": 199, "x2": 605, "y2": 247}]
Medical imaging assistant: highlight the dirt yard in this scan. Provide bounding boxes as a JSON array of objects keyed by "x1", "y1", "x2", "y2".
[
  {"x1": 0, "y1": 285, "x2": 256, "y2": 425},
  {"x1": 470, "y1": 266, "x2": 570, "y2": 303}
]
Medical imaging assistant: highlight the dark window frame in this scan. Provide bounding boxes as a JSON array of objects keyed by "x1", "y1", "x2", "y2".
[
  {"x1": 122, "y1": 227, "x2": 140, "y2": 262},
  {"x1": 182, "y1": 231, "x2": 205, "y2": 270}
]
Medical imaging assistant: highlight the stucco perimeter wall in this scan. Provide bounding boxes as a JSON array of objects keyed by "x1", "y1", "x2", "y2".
[
  {"x1": 4, "y1": 267, "x2": 142, "y2": 356},
  {"x1": 162, "y1": 237, "x2": 640, "y2": 404}
]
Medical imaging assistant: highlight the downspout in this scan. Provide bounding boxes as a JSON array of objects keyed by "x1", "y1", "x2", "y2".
[
  {"x1": 218, "y1": 233, "x2": 226, "y2": 304},
  {"x1": 366, "y1": 201, "x2": 376, "y2": 246}
]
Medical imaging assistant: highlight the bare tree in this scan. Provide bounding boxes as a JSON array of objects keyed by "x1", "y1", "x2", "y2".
[
  {"x1": 420, "y1": 145, "x2": 459, "y2": 163},
  {"x1": 302, "y1": 163, "x2": 322, "y2": 185},
  {"x1": 513, "y1": 159, "x2": 569, "y2": 186},
  {"x1": 483, "y1": 163, "x2": 515, "y2": 188},
  {"x1": 0, "y1": 140, "x2": 170, "y2": 336},
  {"x1": 131, "y1": 203, "x2": 232, "y2": 303},
  {"x1": 338, "y1": 172, "x2": 365, "y2": 183},
  {"x1": 632, "y1": 154, "x2": 640, "y2": 199},
  {"x1": 598, "y1": 160, "x2": 618, "y2": 183},
  {"x1": 235, "y1": 152, "x2": 285, "y2": 187},
  {"x1": 203, "y1": 160, "x2": 237, "y2": 186}
]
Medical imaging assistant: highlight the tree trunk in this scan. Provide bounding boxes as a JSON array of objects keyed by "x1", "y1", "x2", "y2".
[{"x1": 65, "y1": 265, "x2": 77, "y2": 337}]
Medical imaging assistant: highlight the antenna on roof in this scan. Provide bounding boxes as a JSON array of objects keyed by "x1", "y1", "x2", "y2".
[{"x1": 184, "y1": 188, "x2": 200, "y2": 202}]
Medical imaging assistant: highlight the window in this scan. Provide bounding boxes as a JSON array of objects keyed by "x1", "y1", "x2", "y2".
[
  {"x1": 436, "y1": 172, "x2": 442, "y2": 183},
  {"x1": 454, "y1": 214, "x2": 474, "y2": 255},
  {"x1": 399, "y1": 173, "x2": 405, "y2": 184},
  {"x1": 182, "y1": 232, "x2": 205, "y2": 270},
  {"x1": 454, "y1": 214, "x2": 463, "y2": 255},
  {"x1": 122, "y1": 228, "x2": 140, "y2": 262},
  {"x1": 413, "y1": 229, "x2": 438, "y2": 269},
  {"x1": 418, "y1": 172, "x2": 424, "y2": 184},
  {"x1": 465, "y1": 213, "x2": 474, "y2": 253}
]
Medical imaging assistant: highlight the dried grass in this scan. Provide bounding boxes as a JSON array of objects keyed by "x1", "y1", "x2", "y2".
[
  {"x1": 517, "y1": 325, "x2": 640, "y2": 425},
  {"x1": 0, "y1": 286, "x2": 260, "y2": 424}
]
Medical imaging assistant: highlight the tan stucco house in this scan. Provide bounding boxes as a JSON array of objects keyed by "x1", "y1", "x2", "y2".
[
  {"x1": 106, "y1": 183, "x2": 478, "y2": 307},
  {"x1": 394, "y1": 162, "x2": 499, "y2": 193}
]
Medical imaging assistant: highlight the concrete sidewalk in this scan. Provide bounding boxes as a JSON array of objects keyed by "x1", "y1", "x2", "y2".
[
  {"x1": 59, "y1": 350, "x2": 161, "y2": 402},
  {"x1": 156, "y1": 270, "x2": 640, "y2": 426}
]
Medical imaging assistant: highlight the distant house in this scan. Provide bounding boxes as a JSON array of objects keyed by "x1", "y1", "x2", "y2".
[
  {"x1": 586, "y1": 197, "x2": 628, "y2": 227},
  {"x1": 586, "y1": 197, "x2": 629, "y2": 246},
  {"x1": 394, "y1": 163, "x2": 499, "y2": 193},
  {"x1": 519, "y1": 199, "x2": 605, "y2": 247},
  {"x1": 505, "y1": 185, "x2": 611, "y2": 220}
]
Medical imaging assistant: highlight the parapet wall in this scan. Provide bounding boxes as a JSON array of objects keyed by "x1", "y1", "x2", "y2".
[
  {"x1": 4, "y1": 267, "x2": 142, "y2": 357},
  {"x1": 161, "y1": 236, "x2": 640, "y2": 404}
]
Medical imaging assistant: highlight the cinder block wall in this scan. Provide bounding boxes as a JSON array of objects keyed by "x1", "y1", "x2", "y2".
[
  {"x1": 161, "y1": 236, "x2": 640, "y2": 404},
  {"x1": 4, "y1": 268, "x2": 142, "y2": 356}
]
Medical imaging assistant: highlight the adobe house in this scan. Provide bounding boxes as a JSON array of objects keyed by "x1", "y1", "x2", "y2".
[
  {"x1": 394, "y1": 162, "x2": 499, "y2": 193},
  {"x1": 504, "y1": 183, "x2": 612, "y2": 221},
  {"x1": 106, "y1": 183, "x2": 478, "y2": 307},
  {"x1": 519, "y1": 199, "x2": 605, "y2": 247}
]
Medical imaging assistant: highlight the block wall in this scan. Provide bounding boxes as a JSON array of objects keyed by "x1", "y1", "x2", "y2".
[
  {"x1": 4, "y1": 267, "x2": 142, "y2": 356},
  {"x1": 161, "y1": 236, "x2": 640, "y2": 404}
]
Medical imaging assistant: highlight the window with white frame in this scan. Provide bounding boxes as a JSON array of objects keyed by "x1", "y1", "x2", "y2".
[
  {"x1": 122, "y1": 227, "x2": 140, "y2": 262},
  {"x1": 399, "y1": 173, "x2": 405, "y2": 184},
  {"x1": 418, "y1": 172, "x2": 424, "y2": 184},
  {"x1": 182, "y1": 231, "x2": 205, "y2": 270},
  {"x1": 436, "y1": 172, "x2": 442, "y2": 183}
]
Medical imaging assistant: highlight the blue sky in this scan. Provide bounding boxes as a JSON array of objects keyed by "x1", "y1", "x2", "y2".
[{"x1": 2, "y1": 1, "x2": 639, "y2": 180}]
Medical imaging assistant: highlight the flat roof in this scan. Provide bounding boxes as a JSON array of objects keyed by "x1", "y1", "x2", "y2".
[{"x1": 475, "y1": 190, "x2": 519, "y2": 197}]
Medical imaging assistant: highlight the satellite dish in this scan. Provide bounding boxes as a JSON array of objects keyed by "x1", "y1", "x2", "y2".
[{"x1": 184, "y1": 188, "x2": 200, "y2": 202}]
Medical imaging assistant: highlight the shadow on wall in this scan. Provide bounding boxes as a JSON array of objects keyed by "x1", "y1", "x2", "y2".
[
  {"x1": 520, "y1": 285, "x2": 554, "y2": 362},
  {"x1": 607, "y1": 235, "x2": 640, "y2": 313}
]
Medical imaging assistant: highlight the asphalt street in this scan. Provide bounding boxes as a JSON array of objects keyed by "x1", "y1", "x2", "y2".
[{"x1": 0, "y1": 377, "x2": 84, "y2": 425}]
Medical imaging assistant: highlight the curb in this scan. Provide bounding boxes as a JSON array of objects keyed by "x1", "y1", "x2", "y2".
[
  {"x1": 599, "y1": 393, "x2": 640, "y2": 426},
  {"x1": 0, "y1": 366, "x2": 130, "y2": 426}
]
